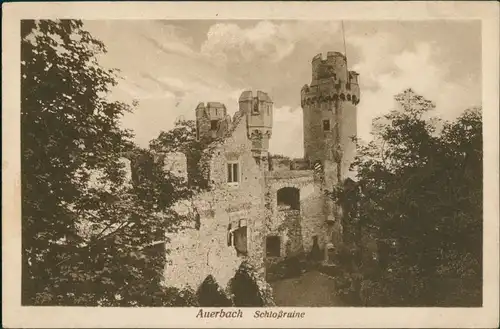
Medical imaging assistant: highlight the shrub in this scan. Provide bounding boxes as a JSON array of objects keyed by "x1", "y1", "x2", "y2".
[
  {"x1": 196, "y1": 275, "x2": 232, "y2": 307},
  {"x1": 230, "y1": 261, "x2": 275, "y2": 306}
]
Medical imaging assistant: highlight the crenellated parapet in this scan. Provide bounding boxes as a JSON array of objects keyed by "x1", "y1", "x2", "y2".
[
  {"x1": 303, "y1": 52, "x2": 360, "y2": 107},
  {"x1": 301, "y1": 79, "x2": 360, "y2": 107},
  {"x1": 311, "y1": 52, "x2": 348, "y2": 82}
]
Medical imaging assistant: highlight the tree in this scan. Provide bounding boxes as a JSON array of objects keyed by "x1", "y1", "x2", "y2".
[
  {"x1": 21, "y1": 20, "x2": 194, "y2": 306},
  {"x1": 329, "y1": 89, "x2": 482, "y2": 306},
  {"x1": 149, "y1": 119, "x2": 210, "y2": 190}
]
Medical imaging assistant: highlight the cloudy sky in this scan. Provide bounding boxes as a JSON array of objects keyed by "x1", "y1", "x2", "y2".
[{"x1": 84, "y1": 20, "x2": 481, "y2": 158}]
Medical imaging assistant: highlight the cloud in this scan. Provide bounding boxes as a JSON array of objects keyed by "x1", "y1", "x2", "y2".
[
  {"x1": 354, "y1": 39, "x2": 481, "y2": 141},
  {"x1": 84, "y1": 20, "x2": 481, "y2": 156},
  {"x1": 140, "y1": 33, "x2": 197, "y2": 59},
  {"x1": 201, "y1": 21, "x2": 341, "y2": 65},
  {"x1": 269, "y1": 106, "x2": 304, "y2": 158}
]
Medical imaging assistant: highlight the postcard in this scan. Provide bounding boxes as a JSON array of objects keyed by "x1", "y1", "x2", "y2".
[{"x1": 2, "y1": 1, "x2": 499, "y2": 328}]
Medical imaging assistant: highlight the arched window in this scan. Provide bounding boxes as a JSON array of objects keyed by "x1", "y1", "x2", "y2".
[
  {"x1": 227, "y1": 220, "x2": 247, "y2": 256},
  {"x1": 277, "y1": 187, "x2": 300, "y2": 211}
]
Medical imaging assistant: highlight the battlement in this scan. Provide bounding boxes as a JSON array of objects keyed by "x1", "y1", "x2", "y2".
[
  {"x1": 239, "y1": 90, "x2": 272, "y2": 104},
  {"x1": 238, "y1": 90, "x2": 273, "y2": 117},
  {"x1": 303, "y1": 51, "x2": 361, "y2": 107},
  {"x1": 312, "y1": 51, "x2": 346, "y2": 63},
  {"x1": 311, "y1": 51, "x2": 350, "y2": 85},
  {"x1": 196, "y1": 102, "x2": 227, "y2": 115},
  {"x1": 301, "y1": 75, "x2": 360, "y2": 107}
]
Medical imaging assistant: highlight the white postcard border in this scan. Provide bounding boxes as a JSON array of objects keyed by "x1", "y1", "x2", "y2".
[{"x1": 2, "y1": 1, "x2": 499, "y2": 328}]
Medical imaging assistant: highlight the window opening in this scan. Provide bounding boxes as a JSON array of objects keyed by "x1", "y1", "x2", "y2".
[
  {"x1": 227, "y1": 163, "x2": 239, "y2": 183},
  {"x1": 277, "y1": 187, "x2": 300, "y2": 211},
  {"x1": 252, "y1": 100, "x2": 259, "y2": 114},
  {"x1": 233, "y1": 226, "x2": 247, "y2": 256},
  {"x1": 323, "y1": 119, "x2": 331, "y2": 131},
  {"x1": 228, "y1": 220, "x2": 247, "y2": 256},
  {"x1": 266, "y1": 236, "x2": 281, "y2": 257}
]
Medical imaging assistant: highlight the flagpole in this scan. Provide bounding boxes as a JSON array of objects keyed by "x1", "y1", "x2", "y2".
[{"x1": 341, "y1": 21, "x2": 350, "y2": 84}]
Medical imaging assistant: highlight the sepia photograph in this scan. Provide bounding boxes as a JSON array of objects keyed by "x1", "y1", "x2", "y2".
[{"x1": 3, "y1": 1, "x2": 499, "y2": 328}]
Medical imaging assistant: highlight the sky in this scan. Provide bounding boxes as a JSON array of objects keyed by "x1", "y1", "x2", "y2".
[{"x1": 84, "y1": 20, "x2": 481, "y2": 158}]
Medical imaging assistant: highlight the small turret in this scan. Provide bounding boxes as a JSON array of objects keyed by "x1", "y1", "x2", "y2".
[
  {"x1": 239, "y1": 90, "x2": 273, "y2": 159},
  {"x1": 195, "y1": 102, "x2": 231, "y2": 141}
]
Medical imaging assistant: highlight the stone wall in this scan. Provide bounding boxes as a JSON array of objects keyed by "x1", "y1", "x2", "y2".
[
  {"x1": 270, "y1": 157, "x2": 291, "y2": 171},
  {"x1": 162, "y1": 152, "x2": 188, "y2": 182},
  {"x1": 163, "y1": 111, "x2": 267, "y2": 290},
  {"x1": 263, "y1": 172, "x2": 326, "y2": 265}
]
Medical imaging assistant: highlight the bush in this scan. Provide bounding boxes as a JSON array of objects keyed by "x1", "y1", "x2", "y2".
[
  {"x1": 230, "y1": 261, "x2": 275, "y2": 306},
  {"x1": 196, "y1": 275, "x2": 232, "y2": 307},
  {"x1": 162, "y1": 287, "x2": 199, "y2": 306},
  {"x1": 266, "y1": 256, "x2": 313, "y2": 282}
]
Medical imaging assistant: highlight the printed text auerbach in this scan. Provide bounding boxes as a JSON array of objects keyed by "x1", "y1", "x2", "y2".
[{"x1": 195, "y1": 309, "x2": 306, "y2": 319}]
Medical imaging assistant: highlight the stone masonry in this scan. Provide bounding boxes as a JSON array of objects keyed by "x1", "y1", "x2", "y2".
[{"x1": 160, "y1": 51, "x2": 360, "y2": 291}]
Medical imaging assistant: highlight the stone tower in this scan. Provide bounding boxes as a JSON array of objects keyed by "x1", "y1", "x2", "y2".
[
  {"x1": 301, "y1": 52, "x2": 360, "y2": 185},
  {"x1": 239, "y1": 90, "x2": 273, "y2": 162},
  {"x1": 301, "y1": 52, "x2": 360, "y2": 248},
  {"x1": 195, "y1": 102, "x2": 232, "y2": 141}
]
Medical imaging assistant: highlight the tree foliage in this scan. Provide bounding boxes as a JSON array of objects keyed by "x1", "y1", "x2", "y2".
[
  {"x1": 21, "y1": 19, "x2": 194, "y2": 306},
  {"x1": 329, "y1": 89, "x2": 482, "y2": 306}
]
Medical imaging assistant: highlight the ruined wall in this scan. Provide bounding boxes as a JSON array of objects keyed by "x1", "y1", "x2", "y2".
[
  {"x1": 163, "y1": 112, "x2": 267, "y2": 290},
  {"x1": 195, "y1": 102, "x2": 232, "y2": 141},
  {"x1": 164, "y1": 199, "x2": 244, "y2": 290},
  {"x1": 270, "y1": 157, "x2": 291, "y2": 172},
  {"x1": 263, "y1": 171, "x2": 326, "y2": 265},
  {"x1": 162, "y1": 152, "x2": 188, "y2": 182}
]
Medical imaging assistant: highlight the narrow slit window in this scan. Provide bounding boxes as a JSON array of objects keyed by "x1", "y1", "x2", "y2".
[{"x1": 227, "y1": 163, "x2": 239, "y2": 183}]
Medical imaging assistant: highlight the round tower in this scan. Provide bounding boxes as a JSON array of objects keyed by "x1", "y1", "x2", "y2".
[{"x1": 301, "y1": 52, "x2": 360, "y2": 185}]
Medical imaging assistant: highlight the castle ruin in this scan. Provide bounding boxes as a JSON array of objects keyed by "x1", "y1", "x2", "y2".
[{"x1": 160, "y1": 51, "x2": 360, "y2": 290}]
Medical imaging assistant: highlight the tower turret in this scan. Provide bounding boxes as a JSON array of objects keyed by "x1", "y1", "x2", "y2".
[
  {"x1": 195, "y1": 102, "x2": 232, "y2": 141},
  {"x1": 239, "y1": 90, "x2": 273, "y2": 159},
  {"x1": 301, "y1": 52, "x2": 360, "y2": 185}
]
